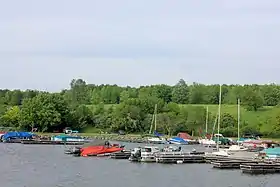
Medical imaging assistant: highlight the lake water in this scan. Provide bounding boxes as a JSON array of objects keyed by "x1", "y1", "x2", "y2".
[{"x1": 0, "y1": 142, "x2": 279, "y2": 187}]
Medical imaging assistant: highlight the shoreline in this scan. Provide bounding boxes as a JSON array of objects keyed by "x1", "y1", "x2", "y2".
[{"x1": 36, "y1": 133, "x2": 280, "y2": 144}]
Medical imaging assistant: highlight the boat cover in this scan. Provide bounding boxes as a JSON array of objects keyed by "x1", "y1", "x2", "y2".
[
  {"x1": 264, "y1": 147, "x2": 280, "y2": 156},
  {"x1": 2, "y1": 131, "x2": 35, "y2": 140},
  {"x1": 170, "y1": 137, "x2": 188, "y2": 143},
  {"x1": 177, "y1": 132, "x2": 193, "y2": 140}
]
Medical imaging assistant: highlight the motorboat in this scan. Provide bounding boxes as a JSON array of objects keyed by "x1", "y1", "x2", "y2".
[
  {"x1": 129, "y1": 145, "x2": 182, "y2": 162},
  {"x1": 147, "y1": 137, "x2": 167, "y2": 144},
  {"x1": 227, "y1": 145, "x2": 248, "y2": 152},
  {"x1": 51, "y1": 134, "x2": 86, "y2": 142},
  {"x1": 65, "y1": 141, "x2": 124, "y2": 157}
]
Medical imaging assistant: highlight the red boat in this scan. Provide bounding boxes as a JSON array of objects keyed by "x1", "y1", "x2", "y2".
[{"x1": 80, "y1": 142, "x2": 124, "y2": 157}]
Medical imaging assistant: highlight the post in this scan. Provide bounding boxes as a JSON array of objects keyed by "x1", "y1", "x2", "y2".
[
  {"x1": 237, "y1": 98, "x2": 240, "y2": 146},
  {"x1": 154, "y1": 104, "x2": 157, "y2": 131},
  {"x1": 205, "y1": 106, "x2": 208, "y2": 133},
  {"x1": 217, "y1": 84, "x2": 222, "y2": 150}
]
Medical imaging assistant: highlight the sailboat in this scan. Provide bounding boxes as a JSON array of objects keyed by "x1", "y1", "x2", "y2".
[
  {"x1": 147, "y1": 104, "x2": 167, "y2": 144},
  {"x1": 227, "y1": 98, "x2": 248, "y2": 152},
  {"x1": 199, "y1": 106, "x2": 216, "y2": 147},
  {"x1": 206, "y1": 85, "x2": 230, "y2": 157}
]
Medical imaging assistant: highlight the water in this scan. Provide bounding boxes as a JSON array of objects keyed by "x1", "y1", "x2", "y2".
[{"x1": 0, "y1": 142, "x2": 278, "y2": 187}]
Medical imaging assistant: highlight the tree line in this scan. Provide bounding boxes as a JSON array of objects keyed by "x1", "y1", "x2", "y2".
[{"x1": 0, "y1": 79, "x2": 280, "y2": 137}]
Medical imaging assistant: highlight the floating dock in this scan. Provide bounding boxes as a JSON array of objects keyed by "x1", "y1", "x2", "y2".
[
  {"x1": 155, "y1": 152, "x2": 205, "y2": 164},
  {"x1": 240, "y1": 163, "x2": 280, "y2": 174},
  {"x1": 211, "y1": 160, "x2": 259, "y2": 169},
  {"x1": 110, "y1": 151, "x2": 131, "y2": 159},
  {"x1": 20, "y1": 140, "x2": 85, "y2": 145}
]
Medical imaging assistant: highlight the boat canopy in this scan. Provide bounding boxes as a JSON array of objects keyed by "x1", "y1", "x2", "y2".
[
  {"x1": 170, "y1": 137, "x2": 188, "y2": 143},
  {"x1": 2, "y1": 131, "x2": 35, "y2": 140}
]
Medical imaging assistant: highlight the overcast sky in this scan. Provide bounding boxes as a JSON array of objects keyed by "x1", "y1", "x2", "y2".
[{"x1": 1, "y1": 0, "x2": 280, "y2": 91}]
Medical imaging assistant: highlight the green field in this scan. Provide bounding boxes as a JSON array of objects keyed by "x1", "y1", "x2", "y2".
[{"x1": 88, "y1": 104, "x2": 280, "y2": 125}]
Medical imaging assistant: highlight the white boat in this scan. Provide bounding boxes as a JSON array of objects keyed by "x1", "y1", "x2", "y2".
[
  {"x1": 206, "y1": 149, "x2": 230, "y2": 157},
  {"x1": 201, "y1": 139, "x2": 216, "y2": 147},
  {"x1": 227, "y1": 144, "x2": 248, "y2": 152},
  {"x1": 225, "y1": 99, "x2": 248, "y2": 152},
  {"x1": 140, "y1": 146, "x2": 160, "y2": 162},
  {"x1": 147, "y1": 137, "x2": 167, "y2": 144},
  {"x1": 129, "y1": 145, "x2": 182, "y2": 162}
]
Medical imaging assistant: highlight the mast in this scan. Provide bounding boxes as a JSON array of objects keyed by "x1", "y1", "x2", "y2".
[
  {"x1": 149, "y1": 104, "x2": 157, "y2": 134},
  {"x1": 217, "y1": 84, "x2": 222, "y2": 151},
  {"x1": 237, "y1": 98, "x2": 240, "y2": 146},
  {"x1": 154, "y1": 104, "x2": 157, "y2": 131},
  {"x1": 205, "y1": 106, "x2": 209, "y2": 133}
]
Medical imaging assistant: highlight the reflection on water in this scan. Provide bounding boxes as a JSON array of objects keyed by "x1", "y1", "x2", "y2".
[{"x1": 0, "y1": 142, "x2": 278, "y2": 187}]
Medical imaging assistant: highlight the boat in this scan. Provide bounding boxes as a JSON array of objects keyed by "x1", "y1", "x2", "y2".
[
  {"x1": 51, "y1": 134, "x2": 85, "y2": 142},
  {"x1": 168, "y1": 137, "x2": 188, "y2": 145},
  {"x1": 261, "y1": 146, "x2": 280, "y2": 159},
  {"x1": 147, "y1": 136, "x2": 167, "y2": 144},
  {"x1": 140, "y1": 146, "x2": 160, "y2": 162},
  {"x1": 146, "y1": 104, "x2": 167, "y2": 144},
  {"x1": 226, "y1": 99, "x2": 248, "y2": 152},
  {"x1": 1, "y1": 131, "x2": 36, "y2": 142},
  {"x1": 227, "y1": 144, "x2": 248, "y2": 152},
  {"x1": 129, "y1": 145, "x2": 182, "y2": 162},
  {"x1": 177, "y1": 132, "x2": 198, "y2": 144},
  {"x1": 66, "y1": 140, "x2": 125, "y2": 157}
]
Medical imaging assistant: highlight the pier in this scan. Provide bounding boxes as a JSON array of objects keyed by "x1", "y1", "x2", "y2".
[
  {"x1": 20, "y1": 139, "x2": 85, "y2": 145},
  {"x1": 110, "y1": 151, "x2": 131, "y2": 159},
  {"x1": 211, "y1": 160, "x2": 259, "y2": 169},
  {"x1": 155, "y1": 152, "x2": 205, "y2": 164},
  {"x1": 240, "y1": 163, "x2": 280, "y2": 174}
]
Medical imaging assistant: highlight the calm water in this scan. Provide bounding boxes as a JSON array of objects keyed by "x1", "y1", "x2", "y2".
[{"x1": 0, "y1": 142, "x2": 279, "y2": 187}]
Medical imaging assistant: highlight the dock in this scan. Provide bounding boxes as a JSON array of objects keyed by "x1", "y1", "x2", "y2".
[
  {"x1": 211, "y1": 160, "x2": 259, "y2": 169},
  {"x1": 155, "y1": 152, "x2": 205, "y2": 164},
  {"x1": 240, "y1": 163, "x2": 280, "y2": 174},
  {"x1": 110, "y1": 151, "x2": 131, "y2": 159},
  {"x1": 20, "y1": 139, "x2": 85, "y2": 145}
]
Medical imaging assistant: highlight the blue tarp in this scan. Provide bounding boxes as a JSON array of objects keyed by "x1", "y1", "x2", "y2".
[
  {"x1": 2, "y1": 131, "x2": 35, "y2": 140},
  {"x1": 154, "y1": 131, "x2": 163, "y2": 137},
  {"x1": 170, "y1": 137, "x2": 188, "y2": 144}
]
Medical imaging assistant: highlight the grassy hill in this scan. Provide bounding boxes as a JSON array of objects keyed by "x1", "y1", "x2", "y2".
[{"x1": 87, "y1": 104, "x2": 280, "y2": 128}]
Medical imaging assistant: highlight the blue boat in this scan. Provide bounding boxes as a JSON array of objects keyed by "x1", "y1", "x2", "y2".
[
  {"x1": 262, "y1": 147, "x2": 280, "y2": 158},
  {"x1": 2, "y1": 131, "x2": 36, "y2": 141},
  {"x1": 51, "y1": 134, "x2": 85, "y2": 142},
  {"x1": 168, "y1": 137, "x2": 188, "y2": 145}
]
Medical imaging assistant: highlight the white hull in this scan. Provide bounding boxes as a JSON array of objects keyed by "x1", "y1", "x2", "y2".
[{"x1": 227, "y1": 145, "x2": 248, "y2": 152}]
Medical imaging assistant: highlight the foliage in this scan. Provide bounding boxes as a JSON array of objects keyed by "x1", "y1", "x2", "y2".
[{"x1": 1, "y1": 79, "x2": 280, "y2": 136}]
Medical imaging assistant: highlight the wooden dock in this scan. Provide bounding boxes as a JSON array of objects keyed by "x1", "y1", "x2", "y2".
[
  {"x1": 155, "y1": 152, "x2": 205, "y2": 164},
  {"x1": 240, "y1": 163, "x2": 280, "y2": 174},
  {"x1": 211, "y1": 160, "x2": 259, "y2": 169},
  {"x1": 110, "y1": 151, "x2": 131, "y2": 159},
  {"x1": 20, "y1": 140, "x2": 85, "y2": 145}
]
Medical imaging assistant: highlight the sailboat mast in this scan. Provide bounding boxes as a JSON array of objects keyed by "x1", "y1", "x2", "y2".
[
  {"x1": 154, "y1": 104, "x2": 157, "y2": 131},
  {"x1": 237, "y1": 98, "x2": 240, "y2": 146},
  {"x1": 217, "y1": 84, "x2": 222, "y2": 150},
  {"x1": 205, "y1": 106, "x2": 209, "y2": 133}
]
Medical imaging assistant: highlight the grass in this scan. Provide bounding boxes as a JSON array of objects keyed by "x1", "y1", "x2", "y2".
[{"x1": 87, "y1": 103, "x2": 280, "y2": 125}]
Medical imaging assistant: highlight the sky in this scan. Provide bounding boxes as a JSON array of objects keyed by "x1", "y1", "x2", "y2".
[{"x1": 1, "y1": 0, "x2": 280, "y2": 91}]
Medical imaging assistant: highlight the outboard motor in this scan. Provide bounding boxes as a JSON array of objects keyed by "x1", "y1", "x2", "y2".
[{"x1": 65, "y1": 146, "x2": 82, "y2": 156}]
